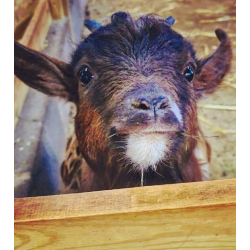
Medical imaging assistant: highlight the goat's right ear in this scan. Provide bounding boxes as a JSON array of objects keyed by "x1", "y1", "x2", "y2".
[
  {"x1": 194, "y1": 29, "x2": 232, "y2": 98},
  {"x1": 14, "y1": 41, "x2": 78, "y2": 102}
]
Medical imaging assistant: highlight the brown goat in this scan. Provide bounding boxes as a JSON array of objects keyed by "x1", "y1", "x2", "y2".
[{"x1": 14, "y1": 12, "x2": 232, "y2": 192}]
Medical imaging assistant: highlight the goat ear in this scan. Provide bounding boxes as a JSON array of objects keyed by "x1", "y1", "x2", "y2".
[
  {"x1": 194, "y1": 29, "x2": 232, "y2": 98},
  {"x1": 14, "y1": 41, "x2": 78, "y2": 102}
]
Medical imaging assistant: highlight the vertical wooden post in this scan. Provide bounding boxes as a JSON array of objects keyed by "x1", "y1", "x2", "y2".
[
  {"x1": 14, "y1": 0, "x2": 52, "y2": 128},
  {"x1": 62, "y1": 0, "x2": 70, "y2": 16},
  {"x1": 48, "y1": 0, "x2": 65, "y2": 20}
]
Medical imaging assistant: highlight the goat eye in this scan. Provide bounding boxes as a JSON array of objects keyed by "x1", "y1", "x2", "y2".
[
  {"x1": 183, "y1": 66, "x2": 194, "y2": 82},
  {"x1": 79, "y1": 67, "x2": 93, "y2": 85}
]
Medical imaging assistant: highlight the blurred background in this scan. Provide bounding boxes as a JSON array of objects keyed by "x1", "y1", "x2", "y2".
[{"x1": 14, "y1": 0, "x2": 236, "y2": 198}]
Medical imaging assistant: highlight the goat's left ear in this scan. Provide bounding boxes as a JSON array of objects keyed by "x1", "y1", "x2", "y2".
[
  {"x1": 14, "y1": 41, "x2": 78, "y2": 102},
  {"x1": 194, "y1": 29, "x2": 232, "y2": 98}
]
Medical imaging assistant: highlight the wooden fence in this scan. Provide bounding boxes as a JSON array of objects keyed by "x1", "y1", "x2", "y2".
[{"x1": 15, "y1": 178, "x2": 236, "y2": 249}]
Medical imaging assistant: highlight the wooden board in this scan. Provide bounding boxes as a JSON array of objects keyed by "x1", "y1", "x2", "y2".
[
  {"x1": 14, "y1": 179, "x2": 236, "y2": 249},
  {"x1": 62, "y1": 0, "x2": 70, "y2": 16},
  {"x1": 48, "y1": 0, "x2": 65, "y2": 20},
  {"x1": 14, "y1": 0, "x2": 38, "y2": 32},
  {"x1": 14, "y1": 0, "x2": 52, "y2": 129}
]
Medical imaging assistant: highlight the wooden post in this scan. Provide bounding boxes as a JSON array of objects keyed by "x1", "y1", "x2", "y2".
[
  {"x1": 62, "y1": 0, "x2": 70, "y2": 16},
  {"x1": 15, "y1": 179, "x2": 236, "y2": 249},
  {"x1": 14, "y1": 0, "x2": 39, "y2": 40},
  {"x1": 14, "y1": 0, "x2": 52, "y2": 128},
  {"x1": 48, "y1": 0, "x2": 65, "y2": 20}
]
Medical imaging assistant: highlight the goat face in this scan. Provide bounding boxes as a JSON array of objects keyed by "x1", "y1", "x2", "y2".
[{"x1": 14, "y1": 12, "x2": 232, "y2": 188}]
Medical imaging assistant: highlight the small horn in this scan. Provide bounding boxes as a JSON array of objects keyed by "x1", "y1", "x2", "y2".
[
  {"x1": 84, "y1": 19, "x2": 102, "y2": 32},
  {"x1": 165, "y1": 16, "x2": 175, "y2": 27}
]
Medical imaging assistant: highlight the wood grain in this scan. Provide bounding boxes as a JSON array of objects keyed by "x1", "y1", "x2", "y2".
[
  {"x1": 48, "y1": 0, "x2": 65, "y2": 20},
  {"x1": 14, "y1": 0, "x2": 52, "y2": 129},
  {"x1": 62, "y1": 0, "x2": 70, "y2": 16},
  {"x1": 14, "y1": 0, "x2": 38, "y2": 33},
  {"x1": 14, "y1": 179, "x2": 236, "y2": 249}
]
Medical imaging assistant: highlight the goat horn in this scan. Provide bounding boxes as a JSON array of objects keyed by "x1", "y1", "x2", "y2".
[
  {"x1": 84, "y1": 19, "x2": 102, "y2": 32},
  {"x1": 165, "y1": 16, "x2": 175, "y2": 27}
]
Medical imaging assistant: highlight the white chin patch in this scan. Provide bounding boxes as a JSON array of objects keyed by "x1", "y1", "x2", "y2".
[{"x1": 126, "y1": 133, "x2": 167, "y2": 171}]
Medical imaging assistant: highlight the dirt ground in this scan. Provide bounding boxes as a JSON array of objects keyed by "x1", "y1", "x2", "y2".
[{"x1": 85, "y1": 0, "x2": 236, "y2": 180}]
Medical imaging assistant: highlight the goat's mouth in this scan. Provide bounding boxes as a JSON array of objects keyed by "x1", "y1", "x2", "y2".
[
  {"x1": 110, "y1": 122, "x2": 182, "y2": 137},
  {"x1": 136, "y1": 129, "x2": 181, "y2": 135}
]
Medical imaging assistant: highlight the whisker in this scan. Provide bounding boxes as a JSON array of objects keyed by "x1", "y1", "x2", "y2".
[
  {"x1": 161, "y1": 160, "x2": 175, "y2": 170},
  {"x1": 108, "y1": 133, "x2": 118, "y2": 139},
  {"x1": 114, "y1": 146, "x2": 126, "y2": 149},
  {"x1": 114, "y1": 140, "x2": 127, "y2": 144},
  {"x1": 201, "y1": 135, "x2": 219, "y2": 139},
  {"x1": 152, "y1": 167, "x2": 166, "y2": 179},
  {"x1": 181, "y1": 132, "x2": 219, "y2": 139}
]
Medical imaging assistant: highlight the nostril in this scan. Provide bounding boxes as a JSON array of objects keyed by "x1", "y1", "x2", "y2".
[
  {"x1": 132, "y1": 101, "x2": 151, "y2": 110},
  {"x1": 138, "y1": 103, "x2": 150, "y2": 110},
  {"x1": 159, "y1": 102, "x2": 169, "y2": 109}
]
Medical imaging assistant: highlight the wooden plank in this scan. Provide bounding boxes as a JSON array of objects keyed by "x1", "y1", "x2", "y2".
[
  {"x1": 14, "y1": 0, "x2": 38, "y2": 34},
  {"x1": 14, "y1": 179, "x2": 236, "y2": 249},
  {"x1": 14, "y1": 0, "x2": 52, "y2": 129},
  {"x1": 48, "y1": 0, "x2": 65, "y2": 20},
  {"x1": 62, "y1": 0, "x2": 70, "y2": 16},
  {"x1": 14, "y1": 179, "x2": 236, "y2": 222},
  {"x1": 14, "y1": 205, "x2": 235, "y2": 249}
]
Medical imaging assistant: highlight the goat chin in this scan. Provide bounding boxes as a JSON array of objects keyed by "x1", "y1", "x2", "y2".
[{"x1": 126, "y1": 133, "x2": 169, "y2": 171}]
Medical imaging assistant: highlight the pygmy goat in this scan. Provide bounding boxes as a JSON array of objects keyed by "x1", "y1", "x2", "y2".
[{"x1": 14, "y1": 12, "x2": 232, "y2": 192}]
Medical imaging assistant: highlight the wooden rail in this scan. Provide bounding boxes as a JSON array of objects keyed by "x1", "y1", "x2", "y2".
[
  {"x1": 14, "y1": 0, "x2": 38, "y2": 40},
  {"x1": 48, "y1": 0, "x2": 65, "y2": 20},
  {"x1": 14, "y1": 178, "x2": 236, "y2": 249},
  {"x1": 14, "y1": 0, "x2": 52, "y2": 128}
]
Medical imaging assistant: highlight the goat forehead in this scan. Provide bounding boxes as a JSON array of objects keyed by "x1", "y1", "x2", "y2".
[
  {"x1": 72, "y1": 25, "x2": 194, "y2": 67},
  {"x1": 78, "y1": 46, "x2": 190, "y2": 79},
  {"x1": 88, "y1": 35, "x2": 187, "y2": 60}
]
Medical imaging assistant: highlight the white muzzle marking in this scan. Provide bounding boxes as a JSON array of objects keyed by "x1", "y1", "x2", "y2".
[{"x1": 126, "y1": 133, "x2": 167, "y2": 171}]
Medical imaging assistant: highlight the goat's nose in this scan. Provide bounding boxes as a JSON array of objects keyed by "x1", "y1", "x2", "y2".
[{"x1": 132, "y1": 97, "x2": 169, "y2": 110}]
